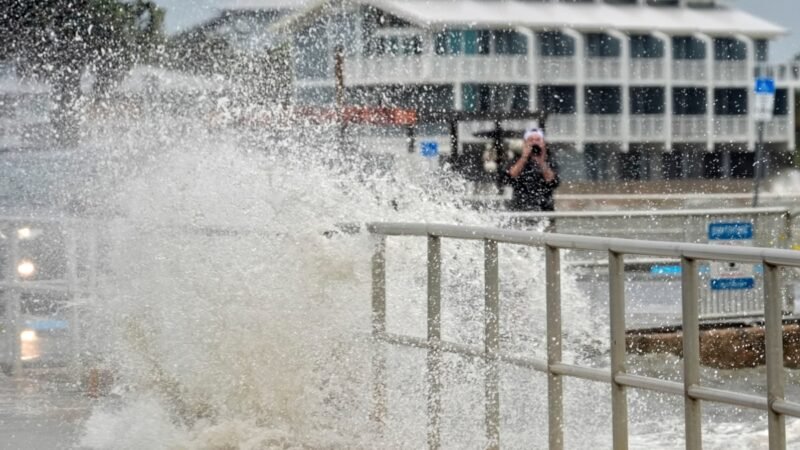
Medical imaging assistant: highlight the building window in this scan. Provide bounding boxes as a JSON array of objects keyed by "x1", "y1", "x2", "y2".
[
  {"x1": 463, "y1": 84, "x2": 529, "y2": 113},
  {"x1": 730, "y1": 151, "x2": 755, "y2": 178},
  {"x1": 585, "y1": 86, "x2": 621, "y2": 114},
  {"x1": 714, "y1": 38, "x2": 747, "y2": 61},
  {"x1": 538, "y1": 31, "x2": 575, "y2": 57},
  {"x1": 673, "y1": 87, "x2": 706, "y2": 115},
  {"x1": 631, "y1": 87, "x2": 664, "y2": 114},
  {"x1": 494, "y1": 30, "x2": 527, "y2": 55},
  {"x1": 672, "y1": 36, "x2": 706, "y2": 60},
  {"x1": 537, "y1": 85, "x2": 576, "y2": 114},
  {"x1": 630, "y1": 35, "x2": 664, "y2": 59},
  {"x1": 463, "y1": 30, "x2": 491, "y2": 55},
  {"x1": 662, "y1": 151, "x2": 683, "y2": 180},
  {"x1": 435, "y1": 30, "x2": 462, "y2": 55},
  {"x1": 774, "y1": 88, "x2": 789, "y2": 115},
  {"x1": 703, "y1": 151, "x2": 724, "y2": 179},
  {"x1": 714, "y1": 88, "x2": 747, "y2": 115},
  {"x1": 755, "y1": 39, "x2": 769, "y2": 62},
  {"x1": 586, "y1": 33, "x2": 621, "y2": 58}
]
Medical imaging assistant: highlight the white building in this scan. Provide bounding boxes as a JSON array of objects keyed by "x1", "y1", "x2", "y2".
[{"x1": 223, "y1": 0, "x2": 790, "y2": 183}]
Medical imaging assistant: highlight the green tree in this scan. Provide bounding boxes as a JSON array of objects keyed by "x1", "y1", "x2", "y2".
[{"x1": 0, "y1": 0, "x2": 165, "y2": 145}]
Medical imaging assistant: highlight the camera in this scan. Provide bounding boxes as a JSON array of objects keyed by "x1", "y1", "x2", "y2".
[{"x1": 531, "y1": 145, "x2": 542, "y2": 156}]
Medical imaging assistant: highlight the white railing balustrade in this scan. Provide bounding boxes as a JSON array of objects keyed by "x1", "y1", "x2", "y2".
[
  {"x1": 544, "y1": 114, "x2": 577, "y2": 141},
  {"x1": 585, "y1": 114, "x2": 621, "y2": 140},
  {"x1": 368, "y1": 222, "x2": 800, "y2": 450},
  {"x1": 629, "y1": 115, "x2": 665, "y2": 141},
  {"x1": 714, "y1": 115, "x2": 749, "y2": 141},
  {"x1": 764, "y1": 116, "x2": 790, "y2": 142},
  {"x1": 672, "y1": 60, "x2": 707, "y2": 83},
  {"x1": 585, "y1": 57, "x2": 622, "y2": 82},
  {"x1": 672, "y1": 115, "x2": 708, "y2": 142},
  {"x1": 714, "y1": 61, "x2": 749, "y2": 83},
  {"x1": 537, "y1": 57, "x2": 577, "y2": 83},
  {"x1": 630, "y1": 59, "x2": 665, "y2": 82}
]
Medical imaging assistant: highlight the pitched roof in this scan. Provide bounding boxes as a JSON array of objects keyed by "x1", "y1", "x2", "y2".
[{"x1": 370, "y1": 0, "x2": 785, "y2": 37}]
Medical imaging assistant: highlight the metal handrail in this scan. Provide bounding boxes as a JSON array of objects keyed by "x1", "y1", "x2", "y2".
[{"x1": 368, "y1": 222, "x2": 800, "y2": 449}]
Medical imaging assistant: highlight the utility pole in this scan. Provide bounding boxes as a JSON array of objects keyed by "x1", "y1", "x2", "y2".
[
  {"x1": 334, "y1": 45, "x2": 346, "y2": 155},
  {"x1": 752, "y1": 76, "x2": 775, "y2": 207}
]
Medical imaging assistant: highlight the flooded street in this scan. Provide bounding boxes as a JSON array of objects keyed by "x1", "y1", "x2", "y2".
[{"x1": 0, "y1": 373, "x2": 91, "y2": 450}]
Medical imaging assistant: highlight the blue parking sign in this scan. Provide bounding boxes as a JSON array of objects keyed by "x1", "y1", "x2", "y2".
[{"x1": 420, "y1": 141, "x2": 439, "y2": 158}]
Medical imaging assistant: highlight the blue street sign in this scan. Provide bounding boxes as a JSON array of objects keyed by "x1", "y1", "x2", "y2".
[
  {"x1": 710, "y1": 278, "x2": 755, "y2": 291},
  {"x1": 708, "y1": 222, "x2": 753, "y2": 240},
  {"x1": 420, "y1": 141, "x2": 439, "y2": 158},
  {"x1": 755, "y1": 77, "x2": 775, "y2": 95}
]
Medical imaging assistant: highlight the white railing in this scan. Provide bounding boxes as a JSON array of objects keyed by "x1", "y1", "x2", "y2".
[
  {"x1": 585, "y1": 57, "x2": 622, "y2": 82},
  {"x1": 630, "y1": 59, "x2": 665, "y2": 82},
  {"x1": 672, "y1": 60, "x2": 708, "y2": 83},
  {"x1": 713, "y1": 115, "x2": 749, "y2": 141},
  {"x1": 672, "y1": 115, "x2": 708, "y2": 142},
  {"x1": 536, "y1": 57, "x2": 577, "y2": 83},
  {"x1": 629, "y1": 115, "x2": 665, "y2": 141},
  {"x1": 368, "y1": 222, "x2": 800, "y2": 449},
  {"x1": 764, "y1": 116, "x2": 791, "y2": 142},
  {"x1": 585, "y1": 114, "x2": 621, "y2": 140},
  {"x1": 345, "y1": 55, "x2": 531, "y2": 84},
  {"x1": 714, "y1": 61, "x2": 749, "y2": 83},
  {"x1": 544, "y1": 114, "x2": 578, "y2": 141}
]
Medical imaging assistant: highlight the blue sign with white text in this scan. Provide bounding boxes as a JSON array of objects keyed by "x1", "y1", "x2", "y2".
[
  {"x1": 420, "y1": 141, "x2": 439, "y2": 158},
  {"x1": 710, "y1": 278, "x2": 755, "y2": 290},
  {"x1": 708, "y1": 222, "x2": 753, "y2": 240},
  {"x1": 755, "y1": 77, "x2": 776, "y2": 95}
]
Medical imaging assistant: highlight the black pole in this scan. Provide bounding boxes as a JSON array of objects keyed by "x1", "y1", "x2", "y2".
[
  {"x1": 334, "y1": 45, "x2": 346, "y2": 154},
  {"x1": 752, "y1": 120, "x2": 765, "y2": 207}
]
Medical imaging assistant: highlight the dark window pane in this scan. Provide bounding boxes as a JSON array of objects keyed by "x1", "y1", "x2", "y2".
[
  {"x1": 774, "y1": 88, "x2": 788, "y2": 115},
  {"x1": 673, "y1": 87, "x2": 706, "y2": 115},
  {"x1": 586, "y1": 86, "x2": 621, "y2": 114},
  {"x1": 494, "y1": 30, "x2": 527, "y2": 55},
  {"x1": 714, "y1": 88, "x2": 747, "y2": 115},
  {"x1": 703, "y1": 151, "x2": 724, "y2": 179},
  {"x1": 756, "y1": 39, "x2": 769, "y2": 62},
  {"x1": 631, "y1": 87, "x2": 665, "y2": 114},
  {"x1": 631, "y1": 35, "x2": 664, "y2": 59},
  {"x1": 714, "y1": 38, "x2": 746, "y2": 61},
  {"x1": 464, "y1": 30, "x2": 490, "y2": 55},
  {"x1": 538, "y1": 85, "x2": 576, "y2": 114},
  {"x1": 538, "y1": 31, "x2": 575, "y2": 57},
  {"x1": 587, "y1": 33, "x2": 620, "y2": 58},
  {"x1": 463, "y1": 84, "x2": 529, "y2": 113},
  {"x1": 662, "y1": 151, "x2": 683, "y2": 179},
  {"x1": 673, "y1": 36, "x2": 706, "y2": 60},
  {"x1": 730, "y1": 151, "x2": 755, "y2": 178}
]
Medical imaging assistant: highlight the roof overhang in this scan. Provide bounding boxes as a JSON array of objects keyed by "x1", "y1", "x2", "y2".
[{"x1": 370, "y1": 0, "x2": 786, "y2": 38}]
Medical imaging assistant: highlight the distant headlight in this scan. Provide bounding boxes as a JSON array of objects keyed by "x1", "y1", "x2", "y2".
[
  {"x1": 20, "y1": 329, "x2": 37, "y2": 343},
  {"x1": 17, "y1": 227, "x2": 41, "y2": 240},
  {"x1": 17, "y1": 260, "x2": 35, "y2": 278}
]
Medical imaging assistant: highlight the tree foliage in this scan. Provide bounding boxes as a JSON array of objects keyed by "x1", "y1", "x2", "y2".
[{"x1": 0, "y1": 0, "x2": 165, "y2": 144}]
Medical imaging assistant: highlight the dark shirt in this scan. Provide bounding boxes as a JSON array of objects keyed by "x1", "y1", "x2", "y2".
[{"x1": 506, "y1": 154, "x2": 560, "y2": 211}]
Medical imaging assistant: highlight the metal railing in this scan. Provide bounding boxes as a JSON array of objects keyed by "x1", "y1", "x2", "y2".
[{"x1": 368, "y1": 222, "x2": 800, "y2": 449}]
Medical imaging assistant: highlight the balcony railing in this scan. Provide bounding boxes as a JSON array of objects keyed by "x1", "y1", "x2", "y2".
[
  {"x1": 585, "y1": 114, "x2": 621, "y2": 140},
  {"x1": 629, "y1": 115, "x2": 665, "y2": 141},
  {"x1": 544, "y1": 114, "x2": 577, "y2": 141},
  {"x1": 585, "y1": 57, "x2": 622, "y2": 82},
  {"x1": 713, "y1": 115, "x2": 749, "y2": 141},
  {"x1": 672, "y1": 115, "x2": 708, "y2": 142},
  {"x1": 630, "y1": 59, "x2": 665, "y2": 82},
  {"x1": 714, "y1": 61, "x2": 749, "y2": 83},
  {"x1": 764, "y1": 116, "x2": 790, "y2": 142},
  {"x1": 536, "y1": 57, "x2": 577, "y2": 83},
  {"x1": 345, "y1": 55, "x2": 531, "y2": 85},
  {"x1": 672, "y1": 60, "x2": 707, "y2": 83}
]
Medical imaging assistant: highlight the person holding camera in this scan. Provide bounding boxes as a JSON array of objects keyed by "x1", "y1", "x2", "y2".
[{"x1": 505, "y1": 127, "x2": 559, "y2": 228}]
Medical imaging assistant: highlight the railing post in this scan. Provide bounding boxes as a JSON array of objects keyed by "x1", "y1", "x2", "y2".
[
  {"x1": 66, "y1": 223, "x2": 81, "y2": 378},
  {"x1": 546, "y1": 245, "x2": 564, "y2": 450},
  {"x1": 484, "y1": 239, "x2": 500, "y2": 450},
  {"x1": 370, "y1": 235, "x2": 387, "y2": 427},
  {"x1": 427, "y1": 235, "x2": 442, "y2": 450},
  {"x1": 764, "y1": 262, "x2": 786, "y2": 448},
  {"x1": 609, "y1": 251, "x2": 628, "y2": 450},
  {"x1": 681, "y1": 257, "x2": 702, "y2": 450}
]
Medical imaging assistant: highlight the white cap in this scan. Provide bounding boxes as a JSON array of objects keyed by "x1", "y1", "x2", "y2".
[{"x1": 523, "y1": 127, "x2": 544, "y2": 141}]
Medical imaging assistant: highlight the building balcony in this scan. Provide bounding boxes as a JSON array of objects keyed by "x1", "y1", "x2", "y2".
[
  {"x1": 537, "y1": 57, "x2": 577, "y2": 83},
  {"x1": 672, "y1": 115, "x2": 707, "y2": 142},
  {"x1": 714, "y1": 61, "x2": 749, "y2": 83},
  {"x1": 672, "y1": 60, "x2": 708, "y2": 84},
  {"x1": 629, "y1": 115, "x2": 666, "y2": 141},
  {"x1": 713, "y1": 115, "x2": 749, "y2": 141},
  {"x1": 763, "y1": 116, "x2": 790, "y2": 142},
  {"x1": 545, "y1": 114, "x2": 578, "y2": 141},
  {"x1": 630, "y1": 59, "x2": 666, "y2": 83},
  {"x1": 585, "y1": 114, "x2": 622, "y2": 141},
  {"x1": 585, "y1": 58, "x2": 622, "y2": 82},
  {"x1": 344, "y1": 55, "x2": 531, "y2": 85}
]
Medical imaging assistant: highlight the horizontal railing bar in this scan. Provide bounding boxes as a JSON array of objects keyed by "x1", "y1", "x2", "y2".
[
  {"x1": 498, "y1": 207, "x2": 790, "y2": 219},
  {"x1": 0, "y1": 281, "x2": 96, "y2": 295},
  {"x1": 615, "y1": 373, "x2": 684, "y2": 396},
  {"x1": 688, "y1": 385, "x2": 767, "y2": 411},
  {"x1": 366, "y1": 223, "x2": 800, "y2": 267},
  {"x1": 772, "y1": 399, "x2": 800, "y2": 418},
  {"x1": 549, "y1": 363, "x2": 611, "y2": 383}
]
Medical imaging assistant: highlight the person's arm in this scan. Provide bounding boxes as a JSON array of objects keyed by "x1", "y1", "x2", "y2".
[
  {"x1": 508, "y1": 141, "x2": 532, "y2": 178},
  {"x1": 532, "y1": 145, "x2": 557, "y2": 184}
]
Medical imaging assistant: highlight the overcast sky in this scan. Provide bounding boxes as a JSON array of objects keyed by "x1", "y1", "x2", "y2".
[{"x1": 152, "y1": 0, "x2": 799, "y2": 62}]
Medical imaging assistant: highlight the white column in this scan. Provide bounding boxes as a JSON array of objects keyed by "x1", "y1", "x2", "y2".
[
  {"x1": 654, "y1": 32, "x2": 673, "y2": 152},
  {"x1": 694, "y1": 32, "x2": 714, "y2": 152},
  {"x1": 736, "y1": 34, "x2": 756, "y2": 152},
  {"x1": 516, "y1": 27, "x2": 538, "y2": 116},
  {"x1": 563, "y1": 28, "x2": 585, "y2": 152},
  {"x1": 609, "y1": 30, "x2": 630, "y2": 153}
]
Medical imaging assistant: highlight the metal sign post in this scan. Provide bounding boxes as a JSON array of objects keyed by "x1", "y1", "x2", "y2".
[{"x1": 752, "y1": 77, "x2": 775, "y2": 207}]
